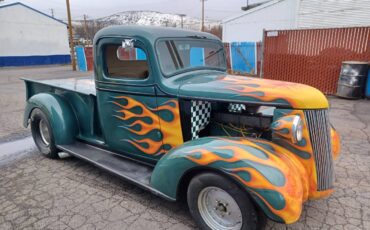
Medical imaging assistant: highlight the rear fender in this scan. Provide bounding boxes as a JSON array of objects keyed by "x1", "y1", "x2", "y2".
[
  {"x1": 24, "y1": 93, "x2": 78, "y2": 145},
  {"x1": 151, "y1": 137, "x2": 307, "y2": 224}
]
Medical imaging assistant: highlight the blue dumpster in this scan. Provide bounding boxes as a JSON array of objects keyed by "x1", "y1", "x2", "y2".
[{"x1": 75, "y1": 46, "x2": 87, "y2": 72}]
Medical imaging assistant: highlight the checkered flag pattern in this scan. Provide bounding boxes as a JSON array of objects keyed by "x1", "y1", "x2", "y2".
[
  {"x1": 228, "y1": 103, "x2": 246, "y2": 113},
  {"x1": 191, "y1": 100, "x2": 212, "y2": 139}
]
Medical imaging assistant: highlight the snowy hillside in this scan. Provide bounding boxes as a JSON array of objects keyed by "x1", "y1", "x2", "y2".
[{"x1": 96, "y1": 11, "x2": 219, "y2": 30}]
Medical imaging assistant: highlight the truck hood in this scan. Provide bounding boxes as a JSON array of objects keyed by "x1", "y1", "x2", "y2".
[{"x1": 178, "y1": 74, "x2": 328, "y2": 109}]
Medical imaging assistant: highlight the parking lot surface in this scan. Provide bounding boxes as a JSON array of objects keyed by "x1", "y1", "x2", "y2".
[{"x1": 0, "y1": 66, "x2": 369, "y2": 229}]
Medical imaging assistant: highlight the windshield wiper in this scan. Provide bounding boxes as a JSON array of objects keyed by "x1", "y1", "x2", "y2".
[{"x1": 205, "y1": 47, "x2": 224, "y2": 60}]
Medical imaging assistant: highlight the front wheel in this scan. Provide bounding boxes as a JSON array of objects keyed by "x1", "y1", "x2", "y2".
[
  {"x1": 187, "y1": 173, "x2": 265, "y2": 230},
  {"x1": 30, "y1": 108, "x2": 59, "y2": 159}
]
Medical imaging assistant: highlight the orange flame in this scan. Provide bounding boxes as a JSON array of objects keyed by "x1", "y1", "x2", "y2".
[
  {"x1": 154, "y1": 100, "x2": 184, "y2": 151},
  {"x1": 113, "y1": 96, "x2": 183, "y2": 156},
  {"x1": 219, "y1": 75, "x2": 328, "y2": 109}
]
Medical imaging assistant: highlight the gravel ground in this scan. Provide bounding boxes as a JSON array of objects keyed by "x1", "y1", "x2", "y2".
[{"x1": 0, "y1": 66, "x2": 369, "y2": 230}]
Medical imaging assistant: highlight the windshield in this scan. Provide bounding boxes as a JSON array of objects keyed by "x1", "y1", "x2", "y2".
[{"x1": 156, "y1": 39, "x2": 226, "y2": 76}]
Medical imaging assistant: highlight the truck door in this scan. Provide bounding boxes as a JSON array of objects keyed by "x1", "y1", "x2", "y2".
[{"x1": 95, "y1": 37, "x2": 163, "y2": 163}]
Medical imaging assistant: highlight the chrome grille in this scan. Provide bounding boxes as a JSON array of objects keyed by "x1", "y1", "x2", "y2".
[{"x1": 304, "y1": 109, "x2": 334, "y2": 191}]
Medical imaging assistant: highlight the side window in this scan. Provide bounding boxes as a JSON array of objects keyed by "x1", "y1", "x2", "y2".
[{"x1": 104, "y1": 44, "x2": 149, "y2": 79}]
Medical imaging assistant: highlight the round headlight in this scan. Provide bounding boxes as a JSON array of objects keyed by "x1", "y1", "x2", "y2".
[{"x1": 292, "y1": 116, "x2": 303, "y2": 143}]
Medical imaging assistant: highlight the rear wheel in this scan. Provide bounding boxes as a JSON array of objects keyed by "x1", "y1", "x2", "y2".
[
  {"x1": 187, "y1": 172, "x2": 265, "y2": 230},
  {"x1": 30, "y1": 108, "x2": 59, "y2": 159}
]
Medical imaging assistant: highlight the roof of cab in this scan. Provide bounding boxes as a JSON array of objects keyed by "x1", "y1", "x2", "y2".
[{"x1": 93, "y1": 25, "x2": 220, "y2": 44}]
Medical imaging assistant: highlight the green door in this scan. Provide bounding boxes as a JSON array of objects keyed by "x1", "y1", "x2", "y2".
[{"x1": 95, "y1": 37, "x2": 163, "y2": 163}]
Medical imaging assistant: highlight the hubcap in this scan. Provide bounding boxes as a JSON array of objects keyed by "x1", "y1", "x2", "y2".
[
  {"x1": 198, "y1": 186, "x2": 242, "y2": 230},
  {"x1": 39, "y1": 119, "x2": 50, "y2": 146}
]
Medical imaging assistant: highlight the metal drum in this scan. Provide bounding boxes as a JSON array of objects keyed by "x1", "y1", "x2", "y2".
[
  {"x1": 366, "y1": 65, "x2": 370, "y2": 99},
  {"x1": 336, "y1": 61, "x2": 369, "y2": 99}
]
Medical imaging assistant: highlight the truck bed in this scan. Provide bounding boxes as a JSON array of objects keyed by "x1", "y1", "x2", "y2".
[
  {"x1": 24, "y1": 76, "x2": 101, "y2": 144},
  {"x1": 23, "y1": 76, "x2": 96, "y2": 96}
]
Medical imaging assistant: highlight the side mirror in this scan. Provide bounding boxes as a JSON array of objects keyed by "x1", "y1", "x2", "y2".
[{"x1": 117, "y1": 39, "x2": 135, "y2": 61}]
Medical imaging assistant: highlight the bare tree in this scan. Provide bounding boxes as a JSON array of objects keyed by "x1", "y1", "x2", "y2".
[
  {"x1": 73, "y1": 17, "x2": 222, "y2": 44},
  {"x1": 204, "y1": 25, "x2": 222, "y2": 39},
  {"x1": 74, "y1": 20, "x2": 106, "y2": 45}
]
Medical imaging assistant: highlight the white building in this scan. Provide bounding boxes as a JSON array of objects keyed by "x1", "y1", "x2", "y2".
[
  {"x1": 0, "y1": 2, "x2": 71, "y2": 67},
  {"x1": 223, "y1": 0, "x2": 370, "y2": 42}
]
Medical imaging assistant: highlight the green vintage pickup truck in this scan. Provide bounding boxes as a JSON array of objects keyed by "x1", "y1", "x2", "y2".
[{"x1": 23, "y1": 26, "x2": 340, "y2": 230}]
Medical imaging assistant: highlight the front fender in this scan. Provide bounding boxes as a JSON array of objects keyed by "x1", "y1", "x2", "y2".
[
  {"x1": 151, "y1": 137, "x2": 308, "y2": 224},
  {"x1": 331, "y1": 126, "x2": 341, "y2": 160},
  {"x1": 24, "y1": 93, "x2": 78, "y2": 145}
]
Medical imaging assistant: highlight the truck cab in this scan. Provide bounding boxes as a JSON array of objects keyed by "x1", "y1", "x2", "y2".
[{"x1": 23, "y1": 26, "x2": 341, "y2": 230}]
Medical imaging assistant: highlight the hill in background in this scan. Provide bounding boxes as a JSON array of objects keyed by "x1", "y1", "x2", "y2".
[{"x1": 73, "y1": 10, "x2": 222, "y2": 43}]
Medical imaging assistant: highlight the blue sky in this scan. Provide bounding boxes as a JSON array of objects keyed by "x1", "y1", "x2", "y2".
[{"x1": 1, "y1": 0, "x2": 266, "y2": 21}]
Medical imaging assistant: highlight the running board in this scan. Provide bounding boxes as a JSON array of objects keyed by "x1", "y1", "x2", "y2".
[{"x1": 58, "y1": 141, "x2": 175, "y2": 201}]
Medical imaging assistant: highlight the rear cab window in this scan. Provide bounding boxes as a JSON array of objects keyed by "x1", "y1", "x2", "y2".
[{"x1": 104, "y1": 44, "x2": 149, "y2": 80}]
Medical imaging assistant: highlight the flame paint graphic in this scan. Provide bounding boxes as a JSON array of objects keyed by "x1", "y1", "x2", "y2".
[
  {"x1": 113, "y1": 96, "x2": 183, "y2": 156},
  {"x1": 218, "y1": 75, "x2": 328, "y2": 109},
  {"x1": 270, "y1": 115, "x2": 296, "y2": 140},
  {"x1": 183, "y1": 137, "x2": 307, "y2": 224}
]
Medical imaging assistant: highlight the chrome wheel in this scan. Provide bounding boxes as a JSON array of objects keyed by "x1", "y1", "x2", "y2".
[
  {"x1": 39, "y1": 119, "x2": 50, "y2": 146},
  {"x1": 198, "y1": 186, "x2": 243, "y2": 230}
]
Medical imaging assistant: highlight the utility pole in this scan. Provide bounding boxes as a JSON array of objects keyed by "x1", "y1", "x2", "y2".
[
  {"x1": 66, "y1": 0, "x2": 76, "y2": 71},
  {"x1": 83, "y1": 14, "x2": 88, "y2": 40},
  {"x1": 179, "y1": 14, "x2": 186, "y2": 29},
  {"x1": 200, "y1": 0, "x2": 206, "y2": 32},
  {"x1": 50, "y1": 8, "x2": 54, "y2": 18},
  {"x1": 241, "y1": 0, "x2": 252, "y2": 11}
]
